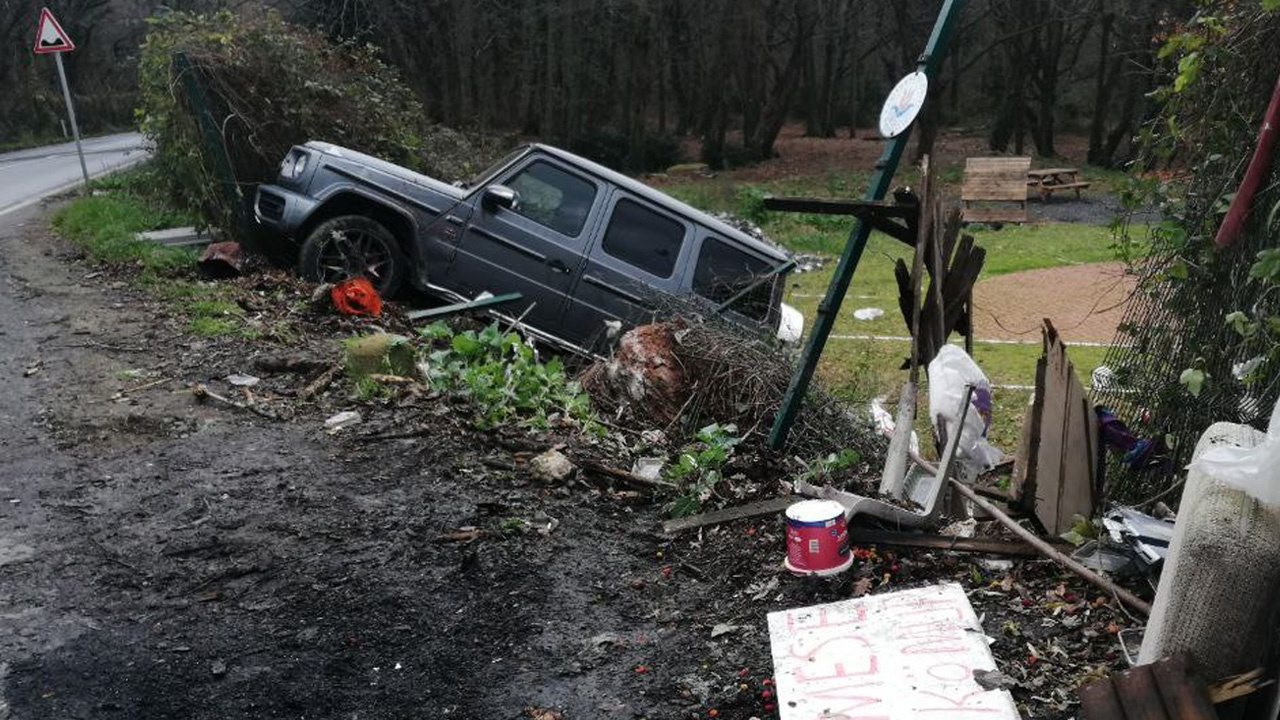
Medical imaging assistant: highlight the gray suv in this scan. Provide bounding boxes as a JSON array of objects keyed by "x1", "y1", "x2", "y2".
[{"x1": 254, "y1": 142, "x2": 803, "y2": 351}]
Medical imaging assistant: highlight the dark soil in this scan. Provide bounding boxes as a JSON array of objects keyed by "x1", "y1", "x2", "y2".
[{"x1": 0, "y1": 201, "x2": 1140, "y2": 720}]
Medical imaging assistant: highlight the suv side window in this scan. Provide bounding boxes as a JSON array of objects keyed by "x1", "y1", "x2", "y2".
[
  {"x1": 601, "y1": 198, "x2": 685, "y2": 278},
  {"x1": 693, "y1": 237, "x2": 773, "y2": 321},
  {"x1": 506, "y1": 161, "x2": 596, "y2": 237}
]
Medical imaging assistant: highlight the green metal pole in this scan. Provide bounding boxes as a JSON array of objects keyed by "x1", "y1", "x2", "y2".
[
  {"x1": 173, "y1": 51, "x2": 246, "y2": 240},
  {"x1": 768, "y1": 0, "x2": 969, "y2": 450}
]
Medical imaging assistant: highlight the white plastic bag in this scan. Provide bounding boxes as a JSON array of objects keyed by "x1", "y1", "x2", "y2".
[
  {"x1": 870, "y1": 396, "x2": 919, "y2": 453},
  {"x1": 1187, "y1": 396, "x2": 1280, "y2": 507},
  {"x1": 928, "y1": 345, "x2": 1003, "y2": 478}
]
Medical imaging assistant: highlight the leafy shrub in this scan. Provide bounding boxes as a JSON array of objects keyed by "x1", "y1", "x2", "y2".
[
  {"x1": 137, "y1": 10, "x2": 502, "y2": 239},
  {"x1": 418, "y1": 321, "x2": 597, "y2": 431},
  {"x1": 666, "y1": 423, "x2": 742, "y2": 518}
]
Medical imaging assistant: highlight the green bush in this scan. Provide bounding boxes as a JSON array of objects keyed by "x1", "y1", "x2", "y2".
[
  {"x1": 137, "y1": 11, "x2": 429, "y2": 239},
  {"x1": 418, "y1": 321, "x2": 598, "y2": 431}
]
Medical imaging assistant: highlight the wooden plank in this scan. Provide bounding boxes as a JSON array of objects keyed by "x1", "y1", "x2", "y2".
[
  {"x1": 1151, "y1": 655, "x2": 1218, "y2": 720},
  {"x1": 1034, "y1": 324, "x2": 1069, "y2": 533},
  {"x1": 1027, "y1": 167, "x2": 1079, "y2": 177},
  {"x1": 661, "y1": 496, "x2": 800, "y2": 534},
  {"x1": 1080, "y1": 677, "x2": 1127, "y2": 720},
  {"x1": 1044, "y1": 182, "x2": 1091, "y2": 190},
  {"x1": 847, "y1": 528, "x2": 1051, "y2": 557},
  {"x1": 1113, "y1": 665, "x2": 1171, "y2": 720},
  {"x1": 1053, "y1": 352, "x2": 1095, "y2": 532}
]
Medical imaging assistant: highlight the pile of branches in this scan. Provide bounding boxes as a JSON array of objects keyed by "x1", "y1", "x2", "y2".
[{"x1": 580, "y1": 314, "x2": 885, "y2": 461}]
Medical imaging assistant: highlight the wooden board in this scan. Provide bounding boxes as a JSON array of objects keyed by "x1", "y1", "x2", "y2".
[
  {"x1": 1079, "y1": 653, "x2": 1218, "y2": 720},
  {"x1": 1013, "y1": 321, "x2": 1097, "y2": 533},
  {"x1": 962, "y1": 157, "x2": 1032, "y2": 224}
]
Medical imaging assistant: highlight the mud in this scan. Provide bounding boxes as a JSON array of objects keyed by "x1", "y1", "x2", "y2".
[{"x1": 0, "y1": 201, "x2": 1136, "y2": 720}]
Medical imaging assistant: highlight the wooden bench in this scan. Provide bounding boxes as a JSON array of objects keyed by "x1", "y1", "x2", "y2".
[
  {"x1": 961, "y1": 156, "x2": 1031, "y2": 224},
  {"x1": 1028, "y1": 167, "x2": 1090, "y2": 201}
]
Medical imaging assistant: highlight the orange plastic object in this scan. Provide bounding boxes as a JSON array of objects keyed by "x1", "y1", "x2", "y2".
[{"x1": 331, "y1": 278, "x2": 383, "y2": 317}]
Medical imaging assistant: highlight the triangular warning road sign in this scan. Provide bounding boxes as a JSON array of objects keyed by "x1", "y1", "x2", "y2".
[{"x1": 33, "y1": 8, "x2": 75, "y2": 54}]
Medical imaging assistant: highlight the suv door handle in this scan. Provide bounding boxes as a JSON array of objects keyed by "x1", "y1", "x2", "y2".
[{"x1": 547, "y1": 258, "x2": 572, "y2": 274}]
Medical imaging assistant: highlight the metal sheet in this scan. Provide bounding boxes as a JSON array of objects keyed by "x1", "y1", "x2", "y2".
[{"x1": 767, "y1": 583, "x2": 1018, "y2": 719}]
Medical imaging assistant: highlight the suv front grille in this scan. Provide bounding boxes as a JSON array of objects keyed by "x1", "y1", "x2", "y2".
[{"x1": 257, "y1": 190, "x2": 285, "y2": 221}]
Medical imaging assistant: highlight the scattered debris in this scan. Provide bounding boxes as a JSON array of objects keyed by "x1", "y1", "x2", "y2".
[
  {"x1": 345, "y1": 333, "x2": 414, "y2": 377},
  {"x1": 709, "y1": 623, "x2": 739, "y2": 639},
  {"x1": 197, "y1": 241, "x2": 243, "y2": 277},
  {"x1": 853, "y1": 307, "x2": 885, "y2": 320},
  {"x1": 299, "y1": 363, "x2": 343, "y2": 400},
  {"x1": 210, "y1": 659, "x2": 227, "y2": 677},
  {"x1": 1102, "y1": 508, "x2": 1174, "y2": 567},
  {"x1": 436, "y1": 528, "x2": 484, "y2": 543},
  {"x1": 529, "y1": 449, "x2": 576, "y2": 483},
  {"x1": 331, "y1": 278, "x2": 383, "y2": 317},
  {"x1": 191, "y1": 383, "x2": 278, "y2": 420},
  {"x1": 136, "y1": 226, "x2": 215, "y2": 248},
  {"x1": 406, "y1": 292, "x2": 523, "y2": 322},
  {"x1": 579, "y1": 459, "x2": 676, "y2": 491},
  {"x1": 973, "y1": 668, "x2": 1018, "y2": 691},
  {"x1": 324, "y1": 410, "x2": 362, "y2": 434},
  {"x1": 225, "y1": 373, "x2": 260, "y2": 387},
  {"x1": 630, "y1": 457, "x2": 665, "y2": 483}
]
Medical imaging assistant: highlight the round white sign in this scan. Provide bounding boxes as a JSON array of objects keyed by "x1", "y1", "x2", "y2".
[{"x1": 878, "y1": 71, "x2": 929, "y2": 139}]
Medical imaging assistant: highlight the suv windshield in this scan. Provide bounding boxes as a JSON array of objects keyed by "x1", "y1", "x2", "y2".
[{"x1": 462, "y1": 147, "x2": 528, "y2": 189}]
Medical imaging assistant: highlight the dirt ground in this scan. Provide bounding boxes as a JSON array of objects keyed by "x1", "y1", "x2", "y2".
[
  {"x1": 973, "y1": 262, "x2": 1136, "y2": 344},
  {"x1": 0, "y1": 202, "x2": 1140, "y2": 720}
]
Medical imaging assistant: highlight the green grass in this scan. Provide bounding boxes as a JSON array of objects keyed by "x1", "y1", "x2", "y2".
[
  {"x1": 53, "y1": 190, "x2": 198, "y2": 273},
  {"x1": 52, "y1": 163, "x2": 260, "y2": 341},
  {"x1": 655, "y1": 171, "x2": 1136, "y2": 454}
]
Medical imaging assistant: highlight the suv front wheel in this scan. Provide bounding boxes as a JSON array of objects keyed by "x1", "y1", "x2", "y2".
[{"x1": 298, "y1": 215, "x2": 408, "y2": 297}]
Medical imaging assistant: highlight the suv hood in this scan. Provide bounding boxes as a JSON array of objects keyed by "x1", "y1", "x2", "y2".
[{"x1": 304, "y1": 141, "x2": 465, "y2": 200}]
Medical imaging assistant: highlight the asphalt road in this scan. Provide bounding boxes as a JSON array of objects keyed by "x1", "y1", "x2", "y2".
[{"x1": 0, "y1": 132, "x2": 150, "y2": 216}]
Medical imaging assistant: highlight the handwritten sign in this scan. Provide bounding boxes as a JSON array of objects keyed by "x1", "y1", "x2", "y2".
[{"x1": 767, "y1": 583, "x2": 1018, "y2": 720}]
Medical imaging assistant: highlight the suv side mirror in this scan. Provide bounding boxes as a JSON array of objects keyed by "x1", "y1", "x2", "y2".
[{"x1": 482, "y1": 185, "x2": 519, "y2": 212}]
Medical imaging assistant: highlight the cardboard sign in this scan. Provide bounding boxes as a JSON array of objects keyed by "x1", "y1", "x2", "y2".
[
  {"x1": 767, "y1": 583, "x2": 1018, "y2": 719},
  {"x1": 34, "y1": 8, "x2": 75, "y2": 54}
]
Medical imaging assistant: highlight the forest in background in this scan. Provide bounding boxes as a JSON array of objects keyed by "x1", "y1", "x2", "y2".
[{"x1": 1, "y1": 0, "x2": 1193, "y2": 170}]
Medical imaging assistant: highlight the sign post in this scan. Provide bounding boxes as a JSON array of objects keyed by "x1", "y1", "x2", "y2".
[
  {"x1": 767, "y1": 0, "x2": 968, "y2": 449},
  {"x1": 34, "y1": 7, "x2": 90, "y2": 193}
]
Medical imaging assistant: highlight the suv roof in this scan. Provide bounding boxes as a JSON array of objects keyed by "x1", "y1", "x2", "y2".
[{"x1": 529, "y1": 143, "x2": 790, "y2": 265}]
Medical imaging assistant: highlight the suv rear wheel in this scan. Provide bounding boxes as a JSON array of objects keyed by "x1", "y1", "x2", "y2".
[{"x1": 298, "y1": 215, "x2": 408, "y2": 297}]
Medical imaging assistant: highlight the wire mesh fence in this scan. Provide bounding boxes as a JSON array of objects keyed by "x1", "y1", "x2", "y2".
[{"x1": 1095, "y1": 9, "x2": 1280, "y2": 506}]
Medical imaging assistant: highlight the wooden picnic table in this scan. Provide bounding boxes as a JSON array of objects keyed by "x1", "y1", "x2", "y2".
[{"x1": 1027, "y1": 167, "x2": 1090, "y2": 201}]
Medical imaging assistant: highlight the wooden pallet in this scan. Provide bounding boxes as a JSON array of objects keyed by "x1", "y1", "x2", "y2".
[{"x1": 1080, "y1": 654, "x2": 1218, "y2": 720}]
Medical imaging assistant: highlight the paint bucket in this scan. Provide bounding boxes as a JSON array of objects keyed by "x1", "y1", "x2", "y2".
[{"x1": 784, "y1": 500, "x2": 852, "y2": 576}]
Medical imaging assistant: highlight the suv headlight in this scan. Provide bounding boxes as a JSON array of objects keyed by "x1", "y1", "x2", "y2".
[{"x1": 280, "y1": 150, "x2": 309, "y2": 181}]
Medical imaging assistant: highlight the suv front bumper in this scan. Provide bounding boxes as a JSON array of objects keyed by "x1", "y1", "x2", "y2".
[{"x1": 254, "y1": 184, "x2": 319, "y2": 238}]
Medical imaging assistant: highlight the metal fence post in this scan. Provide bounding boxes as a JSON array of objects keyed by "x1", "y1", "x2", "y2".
[{"x1": 767, "y1": 0, "x2": 969, "y2": 450}]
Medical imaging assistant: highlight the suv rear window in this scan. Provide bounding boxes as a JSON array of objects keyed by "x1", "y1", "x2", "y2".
[
  {"x1": 601, "y1": 199, "x2": 685, "y2": 278},
  {"x1": 506, "y1": 161, "x2": 596, "y2": 237},
  {"x1": 693, "y1": 237, "x2": 774, "y2": 321}
]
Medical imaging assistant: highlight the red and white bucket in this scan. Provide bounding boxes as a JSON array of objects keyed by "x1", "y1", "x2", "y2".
[{"x1": 784, "y1": 500, "x2": 853, "y2": 576}]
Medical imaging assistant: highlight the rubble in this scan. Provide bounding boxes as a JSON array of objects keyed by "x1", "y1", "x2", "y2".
[{"x1": 529, "y1": 449, "x2": 576, "y2": 483}]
